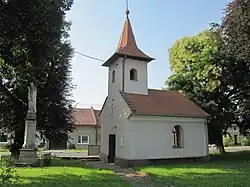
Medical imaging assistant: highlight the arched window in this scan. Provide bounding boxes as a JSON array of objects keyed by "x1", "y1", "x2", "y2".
[
  {"x1": 112, "y1": 70, "x2": 115, "y2": 83},
  {"x1": 130, "y1": 69, "x2": 137, "y2": 81},
  {"x1": 172, "y1": 125, "x2": 183, "y2": 148}
]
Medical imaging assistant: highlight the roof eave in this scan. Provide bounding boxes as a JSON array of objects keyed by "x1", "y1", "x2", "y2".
[
  {"x1": 102, "y1": 52, "x2": 155, "y2": 67},
  {"x1": 129, "y1": 113, "x2": 211, "y2": 119},
  {"x1": 99, "y1": 97, "x2": 108, "y2": 116},
  {"x1": 74, "y1": 124, "x2": 97, "y2": 127}
]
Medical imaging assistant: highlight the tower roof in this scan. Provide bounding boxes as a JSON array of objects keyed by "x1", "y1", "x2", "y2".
[{"x1": 102, "y1": 14, "x2": 154, "y2": 67}]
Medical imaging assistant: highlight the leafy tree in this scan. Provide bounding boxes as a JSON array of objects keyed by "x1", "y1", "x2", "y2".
[
  {"x1": 220, "y1": 0, "x2": 250, "y2": 135},
  {"x1": 165, "y1": 30, "x2": 236, "y2": 153},
  {"x1": 0, "y1": 0, "x2": 75, "y2": 156}
]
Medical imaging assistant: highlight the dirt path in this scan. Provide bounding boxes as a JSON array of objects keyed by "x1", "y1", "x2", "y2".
[{"x1": 87, "y1": 161, "x2": 155, "y2": 187}]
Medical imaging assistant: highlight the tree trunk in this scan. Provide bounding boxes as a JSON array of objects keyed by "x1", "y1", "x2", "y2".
[
  {"x1": 216, "y1": 130, "x2": 226, "y2": 153},
  {"x1": 10, "y1": 128, "x2": 24, "y2": 159}
]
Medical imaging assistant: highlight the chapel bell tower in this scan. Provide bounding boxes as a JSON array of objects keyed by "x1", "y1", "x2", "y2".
[{"x1": 102, "y1": 4, "x2": 154, "y2": 96}]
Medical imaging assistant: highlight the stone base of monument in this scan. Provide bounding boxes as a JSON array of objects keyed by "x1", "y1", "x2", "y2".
[{"x1": 17, "y1": 149, "x2": 38, "y2": 166}]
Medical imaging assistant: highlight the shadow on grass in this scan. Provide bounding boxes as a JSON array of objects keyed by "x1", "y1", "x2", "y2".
[
  {"x1": 210, "y1": 151, "x2": 250, "y2": 162},
  {"x1": 7, "y1": 170, "x2": 132, "y2": 187},
  {"x1": 138, "y1": 151, "x2": 250, "y2": 187},
  {"x1": 49, "y1": 158, "x2": 88, "y2": 168},
  {"x1": 147, "y1": 169, "x2": 248, "y2": 187},
  {"x1": 2, "y1": 159, "x2": 133, "y2": 187}
]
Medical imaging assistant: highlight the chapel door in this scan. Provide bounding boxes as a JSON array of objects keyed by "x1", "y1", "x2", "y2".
[{"x1": 108, "y1": 134, "x2": 116, "y2": 163}]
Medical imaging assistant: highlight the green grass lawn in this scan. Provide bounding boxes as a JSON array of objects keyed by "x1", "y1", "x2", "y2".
[
  {"x1": 138, "y1": 151, "x2": 250, "y2": 187},
  {"x1": 16, "y1": 167, "x2": 131, "y2": 187},
  {"x1": 2, "y1": 151, "x2": 250, "y2": 186},
  {"x1": 2, "y1": 159, "x2": 132, "y2": 187}
]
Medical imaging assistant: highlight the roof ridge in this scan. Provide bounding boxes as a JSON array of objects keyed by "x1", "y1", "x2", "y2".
[
  {"x1": 148, "y1": 88, "x2": 175, "y2": 92},
  {"x1": 123, "y1": 89, "x2": 177, "y2": 96},
  {"x1": 75, "y1": 108, "x2": 91, "y2": 110},
  {"x1": 75, "y1": 107, "x2": 100, "y2": 110}
]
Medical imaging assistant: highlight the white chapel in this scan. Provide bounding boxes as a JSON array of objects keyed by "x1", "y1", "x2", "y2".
[{"x1": 99, "y1": 7, "x2": 210, "y2": 167}]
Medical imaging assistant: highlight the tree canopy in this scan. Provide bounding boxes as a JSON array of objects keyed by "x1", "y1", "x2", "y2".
[
  {"x1": 0, "y1": 0, "x2": 75, "y2": 154},
  {"x1": 166, "y1": 0, "x2": 250, "y2": 152},
  {"x1": 220, "y1": 0, "x2": 250, "y2": 135},
  {"x1": 166, "y1": 29, "x2": 236, "y2": 152}
]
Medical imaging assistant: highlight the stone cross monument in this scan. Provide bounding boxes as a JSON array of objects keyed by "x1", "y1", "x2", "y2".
[{"x1": 19, "y1": 82, "x2": 38, "y2": 165}]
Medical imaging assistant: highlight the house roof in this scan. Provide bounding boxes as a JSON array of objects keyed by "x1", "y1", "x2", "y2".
[
  {"x1": 102, "y1": 15, "x2": 154, "y2": 67},
  {"x1": 121, "y1": 89, "x2": 210, "y2": 118},
  {"x1": 73, "y1": 107, "x2": 100, "y2": 126}
]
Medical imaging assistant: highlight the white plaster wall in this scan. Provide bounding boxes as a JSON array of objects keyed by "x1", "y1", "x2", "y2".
[
  {"x1": 127, "y1": 116, "x2": 208, "y2": 160},
  {"x1": 101, "y1": 57, "x2": 143, "y2": 159},
  {"x1": 97, "y1": 127, "x2": 101, "y2": 145},
  {"x1": 100, "y1": 99, "x2": 110, "y2": 155},
  {"x1": 68, "y1": 126, "x2": 100, "y2": 149},
  {"x1": 100, "y1": 91, "x2": 131, "y2": 159},
  {"x1": 107, "y1": 57, "x2": 148, "y2": 96},
  {"x1": 124, "y1": 58, "x2": 148, "y2": 95},
  {"x1": 108, "y1": 58, "x2": 123, "y2": 95}
]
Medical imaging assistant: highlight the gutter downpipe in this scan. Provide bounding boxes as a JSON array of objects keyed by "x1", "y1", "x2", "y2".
[
  {"x1": 122, "y1": 55, "x2": 127, "y2": 92},
  {"x1": 91, "y1": 106, "x2": 98, "y2": 145},
  {"x1": 95, "y1": 124, "x2": 98, "y2": 145}
]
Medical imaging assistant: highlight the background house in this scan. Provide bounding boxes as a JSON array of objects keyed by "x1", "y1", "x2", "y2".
[
  {"x1": 68, "y1": 107, "x2": 101, "y2": 149},
  {"x1": 224, "y1": 124, "x2": 246, "y2": 146},
  {"x1": 0, "y1": 132, "x2": 9, "y2": 147},
  {"x1": 0, "y1": 107, "x2": 101, "y2": 150}
]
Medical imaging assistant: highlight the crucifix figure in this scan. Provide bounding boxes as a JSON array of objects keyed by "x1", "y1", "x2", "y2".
[{"x1": 28, "y1": 82, "x2": 37, "y2": 115}]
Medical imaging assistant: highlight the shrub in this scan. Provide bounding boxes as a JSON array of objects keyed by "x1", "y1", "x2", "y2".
[
  {"x1": 2, "y1": 143, "x2": 11, "y2": 150},
  {"x1": 0, "y1": 147, "x2": 8, "y2": 152},
  {"x1": 223, "y1": 136, "x2": 235, "y2": 147},
  {"x1": 241, "y1": 138, "x2": 250, "y2": 146},
  {"x1": 67, "y1": 143, "x2": 76, "y2": 149},
  {"x1": 0, "y1": 158, "x2": 20, "y2": 185}
]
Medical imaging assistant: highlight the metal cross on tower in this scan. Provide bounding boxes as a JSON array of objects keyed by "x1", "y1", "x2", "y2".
[{"x1": 126, "y1": 0, "x2": 130, "y2": 17}]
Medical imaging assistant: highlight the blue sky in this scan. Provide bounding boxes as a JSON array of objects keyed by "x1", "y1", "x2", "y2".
[{"x1": 66, "y1": 0, "x2": 230, "y2": 109}]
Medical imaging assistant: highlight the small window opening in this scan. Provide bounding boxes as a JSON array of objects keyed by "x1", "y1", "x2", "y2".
[
  {"x1": 172, "y1": 125, "x2": 183, "y2": 148},
  {"x1": 112, "y1": 70, "x2": 115, "y2": 83},
  {"x1": 130, "y1": 69, "x2": 137, "y2": 81}
]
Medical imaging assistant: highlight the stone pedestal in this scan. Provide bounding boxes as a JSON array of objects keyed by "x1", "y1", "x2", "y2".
[
  {"x1": 18, "y1": 112, "x2": 38, "y2": 165},
  {"x1": 18, "y1": 149, "x2": 38, "y2": 165},
  {"x1": 22, "y1": 113, "x2": 37, "y2": 149}
]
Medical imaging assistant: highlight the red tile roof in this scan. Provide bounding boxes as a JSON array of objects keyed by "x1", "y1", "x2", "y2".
[
  {"x1": 116, "y1": 17, "x2": 153, "y2": 60},
  {"x1": 121, "y1": 89, "x2": 210, "y2": 118},
  {"x1": 73, "y1": 108, "x2": 100, "y2": 126},
  {"x1": 102, "y1": 16, "x2": 154, "y2": 67}
]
